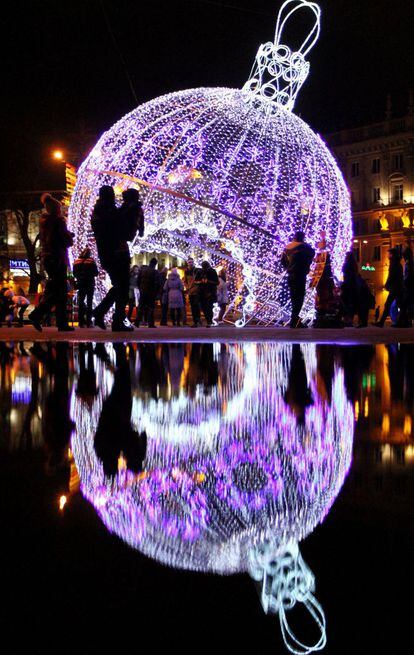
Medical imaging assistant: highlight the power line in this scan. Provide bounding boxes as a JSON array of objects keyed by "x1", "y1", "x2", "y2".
[
  {"x1": 184, "y1": 0, "x2": 272, "y2": 17},
  {"x1": 99, "y1": 0, "x2": 139, "y2": 106}
]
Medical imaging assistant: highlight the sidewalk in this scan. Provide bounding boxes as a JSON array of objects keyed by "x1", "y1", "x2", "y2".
[{"x1": 1, "y1": 324, "x2": 413, "y2": 343}]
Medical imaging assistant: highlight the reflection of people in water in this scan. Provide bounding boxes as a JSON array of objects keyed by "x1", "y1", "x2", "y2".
[
  {"x1": 75, "y1": 343, "x2": 98, "y2": 406},
  {"x1": 387, "y1": 344, "x2": 414, "y2": 407},
  {"x1": 339, "y1": 345, "x2": 375, "y2": 403},
  {"x1": 315, "y1": 345, "x2": 336, "y2": 403},
  {"x1": 0, "y1": 341, "x2": 14, "y2": 365},
  {"x1": 284, "y1": 344, "x2": 313, "y2": 424},
  {"x1": 30, "y1": 342, "x2": 74, "y2": 474},
  {"x1": 94, "y1": 343, "x2": 147, "y2": 477},
  {"x1": 137, "y1": 344, "x2": 164, "y2": 399},
  {"x1": 186, "y1": 344, "x2": 219, "y2": 395},
  {"x1": 167, "y1": 344, "x2": 185, "y2": 393}
]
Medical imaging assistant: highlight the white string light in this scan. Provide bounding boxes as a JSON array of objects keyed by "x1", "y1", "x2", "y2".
[
  {"x1": 243, "y1": 1, "x2": 321, "y2": 112},
  {"x1": 71, "y1": 342, "x2": 353, "y2": 605}
]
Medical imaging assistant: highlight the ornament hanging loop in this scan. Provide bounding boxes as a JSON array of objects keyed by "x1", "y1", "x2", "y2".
[
  {"x1": 243, "y1": 1, "x2": 321, "y2": 113},
  {"x1": 274, "y1": 0, "x2": 321, "y2": 59}
]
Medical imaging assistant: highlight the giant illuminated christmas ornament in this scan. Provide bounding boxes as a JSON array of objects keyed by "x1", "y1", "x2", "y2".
[
  {"x1": 71, "y1": 342, "x2": 354, "y2": 653},
  {"x1": 69, "y1": 0, "x2": 351, "y2": 326}
]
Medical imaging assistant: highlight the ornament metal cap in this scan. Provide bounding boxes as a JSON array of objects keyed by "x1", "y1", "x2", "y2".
[{"x1": 243, "y1": 0, "x2": 321, "y2": 112}]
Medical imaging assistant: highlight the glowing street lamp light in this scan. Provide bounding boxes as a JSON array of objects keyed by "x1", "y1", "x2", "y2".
[{"x1": 52, "y1": 149, "x2": 64, "y2": 161}]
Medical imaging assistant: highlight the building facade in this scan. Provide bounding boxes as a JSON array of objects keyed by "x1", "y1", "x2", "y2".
[{"x1": 326, "y1": 102, "x2": 414, "y2": 308}]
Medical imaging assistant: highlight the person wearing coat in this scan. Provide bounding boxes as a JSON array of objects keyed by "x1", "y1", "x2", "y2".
[
  {"x1": 184, "y1": 257, "x2": 201, "y2": 327},
  {"x1": 217, "y1": 270, "x2": 229, "y2": 323},
  {"x1": 281, "y1": 230, "x2": 315, "y2": 328},
  {"x1": 0, "y1": 288, "x2": 15, "y2": 326},
  {"x1": 135, "y1": 257, "x2": 160, "y2": 328},
  {"x1": 158, "y1": 266, "x2": 169, "y2": 326},
  {"x1": 396, "y1": 246, "x2": 414, "y2": 327},
  {"x1": 73, "y1": 247, "x2": 99, "y2": 327},
  {"x1": 127, "y1": 265, "x2": 140, "y2": 321},
  {"x1": 164, "y1": 268, "x2": 185, "y2": 326},
  {"x1": 28, "y1": 193, "x2": 74, "y2": 332},
  {"x1": 196, "y1": 261, "x2": 219, "y2": 327},
  {"x1": 91, "y1": 186, "x2": 142, "y2": 331},
  {"x1": 12, "y1": 293, "x2": 31, "y2": 326},
  {"x1": 375, "y1": 248, "x2": 404, "y2": 327},
  {"x1": 341, "y1": 251, "x2": 359, "y2": 326},
  {"x1": 355, "y1": 274, "x2": 374, "y2": 328}
]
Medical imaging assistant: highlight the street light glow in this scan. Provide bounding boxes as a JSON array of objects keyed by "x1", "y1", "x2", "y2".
[{"x1": 52, "y1": 149, "x2": 64, "y2": 161}]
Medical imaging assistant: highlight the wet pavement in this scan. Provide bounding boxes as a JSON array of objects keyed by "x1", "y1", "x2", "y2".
[
  {"x1": 1, "y1": 324, "x2": 414, "y2": 343},
  {"x1": 1, "y1": 340, "x2": 413, "y2": 654}
]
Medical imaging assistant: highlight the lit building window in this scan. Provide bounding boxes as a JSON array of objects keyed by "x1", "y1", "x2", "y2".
[
  {"x1": 372, "y1": 187, "x2": 381, "y2": 203},
  {"x1": 372, "y1": 245, "x2": 381, "y2": 261},
  {"x1": 392, "y1": 183, "x2": 404, "y2": 203},
  {"x1": 392, "y1": 153, "x2": 403, "y2": 170}
]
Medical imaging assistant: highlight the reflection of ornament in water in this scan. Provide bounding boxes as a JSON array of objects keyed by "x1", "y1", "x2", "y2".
[
  {"x1": 71, "y1": 341, "x2": 353, "y2": 654},
  {"x1": 131, "y1": 343, "x2": 253, "y2": 449},
  {"x1": 72, "y1": 344, "x2": 353, "y2": 652},
  {"x1": 72, "y1": 342, "x2": 353, "y2": 567},
  {"x1": 214, "y1": 440, "x2": 283, "y2": 511},
  {"x1": 249, "y1": 540, "x2": 326, "y2": 654},
  {"x1": 139, "y1": 468, "x2": 209, "y2": 541},
  {"x1": 68, "y1": 0, "x2": 351, "y2": 326}
]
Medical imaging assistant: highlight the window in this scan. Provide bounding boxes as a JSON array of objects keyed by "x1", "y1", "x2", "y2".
[
  {"x1": 372, "y1": 158, "x2": 380, "y2": 174},
  {"x1": 351, "y1": 189, "x2": 359, "y2": 207},
  {"x1": 0, "y1": 214, "x2": 6, "y2": 248},
  {"x1": 353, "y1": 247, "x2": 360, "y2": 262},
  {"x1": 372, "y1": 245, "x2": 381, "y2": 261},
  {"x1": 354, "y1": 220, "x2": 360, "y2": 235},
  {"x1": 393, "y1": 153, "x2": 403, "y2": 170},
  {"x1": 375, "y1": 219, "x2": 382, "y2": 232},
  {"x1": 392, "y1": 183, "x2": 404, "y2": 202},
  {"x1": 372, "y1": 187, "x2": 381, "y2": 203},
  {"x1": 351, "y1": 162, "x2": 360, "y2": 177}
]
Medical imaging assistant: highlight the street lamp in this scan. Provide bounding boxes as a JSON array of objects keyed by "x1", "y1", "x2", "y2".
[{"x1": 52, "y1": 149, "x2": 64, "y2": 161}]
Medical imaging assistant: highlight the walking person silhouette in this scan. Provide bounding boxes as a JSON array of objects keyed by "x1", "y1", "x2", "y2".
[
  {"x1": 28, "y1": 193, "x2": 74, "y2": 332},
  {"x1": 91, "y1": 186, "x2": 144, "y2": 331}
]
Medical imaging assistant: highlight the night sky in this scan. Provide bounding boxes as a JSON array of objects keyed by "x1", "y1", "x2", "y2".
[{"x1": 2, "y1": 0, "x2": 414, "y2": 191}]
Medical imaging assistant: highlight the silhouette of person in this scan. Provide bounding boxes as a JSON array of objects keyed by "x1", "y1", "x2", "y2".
[
  {"x1": 92, "y1": 186, "x2": 141, "y2": 331},
  {"x1": 75, "y1": 343, "x2": 98, "y2": 406},
  {"x1": 94, "y1": 343, "x2": 147, "y2": 477},
  {"x1": 73, "y1": 247, "x2": 99, "y2": 327},
  {"x1": 30, "y1": 342, "x2": 75, "y2": 474},
  {"x1": 281, "y1": 231, "x2": 315, "y2": 328},
  {"x1": 28, "y1": 194, "x2": 74, "y2": 332},
  {"x1": 284, "y1": 344, "x2": 313, "y2": 424}
]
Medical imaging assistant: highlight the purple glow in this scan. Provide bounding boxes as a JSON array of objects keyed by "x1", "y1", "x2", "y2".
[
  {"x1": 139, "y1": 468, "x2": 209, "y2": 541},
  {"x1": 71, "y1": 343, "x2": 354, "y2": 573},
  {"x1": 214, "y1": 441, "x2": 282, "y2": 511},
  {"x1": 69, "y1": 88, "x2": 352, "y2": 326}
]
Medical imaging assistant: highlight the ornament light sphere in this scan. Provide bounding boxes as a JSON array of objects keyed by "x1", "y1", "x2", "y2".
[{"x1": 69, "y1": 1, "x2": 351, "y2": 325}]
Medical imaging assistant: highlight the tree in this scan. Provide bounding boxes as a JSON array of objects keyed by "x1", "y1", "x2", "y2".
[
  {"x1": 12, "y1": 205, "x2": 42, "y2": 293},
  {"x1": 2, "y1": 194, "x2": 42, "y2": 293}
]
